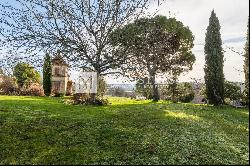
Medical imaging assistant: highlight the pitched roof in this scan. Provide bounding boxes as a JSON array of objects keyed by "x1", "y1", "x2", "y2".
[{"x1": 52, "y1": 54, "x2": 69, "y2": 66}]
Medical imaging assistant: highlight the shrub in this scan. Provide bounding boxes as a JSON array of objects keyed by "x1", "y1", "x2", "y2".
[
  {"x1": 165, "y1": 82, "x2": 195, "y2": 103},
  {"x1": 107, "y1": 87, "x2": 126, "y2": 97},
  {"x1": 224, "y1": 81, "x2": 242, "y2": 101},
  {"x1": 124, "y1": 91, "x2": 137, "y2": 99},
  {"x1": 21, "y1": 83, "x2": 45, "y2": 96},
  {"x1": 201, "y1": 98, "x2": 208, "y2": 104},
  {"x1": 73, "y1": 93, "x2": 109, "y2": 106},
  {"x1": 54, "y1": 93, "x2": 65, "y2": 97},
  {"x1": 179, "y1": 92, "x2": 195, "y2": 103},
  {"x1": 0, "y1": 76, "x2": 19, "y2": 95},
  {"x1": 177, "y1": 83, "x2": 195, "y2": 103}
]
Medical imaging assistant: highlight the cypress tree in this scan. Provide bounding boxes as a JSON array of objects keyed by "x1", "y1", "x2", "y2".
[
  {"x1": 43, "y1": 53, "x2": 52, "y2": 96},
  {"x1": 244, "y1": 18, "x2": 249, "y2": 105},
  {"x1": 204, "y1": 10, "x2": 225, "y2": 105}
]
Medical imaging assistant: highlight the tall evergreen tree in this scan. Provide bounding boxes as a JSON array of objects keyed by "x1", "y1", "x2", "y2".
[
  {"x1": 244, "y1": 18, "x2": 249, "y2": 105},
  {"x1": 204, "y1": 10, "x2": 225, "y2": 105},
  {"x1": 43, "y1": 53, "x2": 52, "y2": 96}
]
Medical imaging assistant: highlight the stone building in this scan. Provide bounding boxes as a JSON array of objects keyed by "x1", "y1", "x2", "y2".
[{"x1": 51, "y1": 55, "x2": 71, "y2": 94}]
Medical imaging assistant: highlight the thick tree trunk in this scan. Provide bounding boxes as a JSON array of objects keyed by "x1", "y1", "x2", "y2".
[
  {"x1": 171, "y1": 81, "x2": 177, "y2": 103},
  {"x1": 149, "y1": 73, "x2": 159, "y2": 102},
  {"x1": 90, "y1": 71, "x2": 100, "y2": 100}
]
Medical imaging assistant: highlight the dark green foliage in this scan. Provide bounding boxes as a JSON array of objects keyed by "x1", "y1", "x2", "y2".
[
  {"x1": 167, "y1": 82, "x2": 195, "y2": 103},
  {"x1": 224, "y1": 81, "x2": 242, "y2": 101},
  {"x1": 111, "y1": 15, "x2": 195, "y2": 102},
  {"x1": 243, "y1": 19, "x2": 249, "y2": 105},
  {"x1": 43, "y1": 53, "x2": 52, "y2": 96},
  {"x1": 13, "y1": 63, "x2": 41, "y2": 88},
  {"x1": 54, "y1": 93, "x2": 65, "y2": 97},
  {"x1": 178, "y1": 83, "x2": 195, "y2": 103},
  {"x1": 179, "y1": 93, "x2": 194, "y2": 103},
  {"x1": 204, "y1": 10, "x2": 225, "y2": 106}
]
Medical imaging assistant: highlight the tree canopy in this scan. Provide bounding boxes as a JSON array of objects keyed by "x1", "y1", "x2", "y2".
[
  {"x1": 13, "y1": 63, "x2": 41, "y2": 88},
  {"x1": 111, "y1": 15, "x2": 195, "y2": 101}
]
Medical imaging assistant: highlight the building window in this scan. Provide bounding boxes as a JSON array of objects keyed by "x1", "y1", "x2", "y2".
[
  {"x1": 55, "y1": 67, "x2": 60, "y2": 76},
  {"x1": 62, "y1": 68, "x2": 65, "y2": 76},
  {"x1": 54, "y1": 81, "x2": 61, "y2": 93}
]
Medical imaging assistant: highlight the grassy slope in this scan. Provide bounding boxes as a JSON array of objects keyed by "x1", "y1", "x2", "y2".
[{"x1": 0, "y1": 96, "x2": 249, "y2": 165}]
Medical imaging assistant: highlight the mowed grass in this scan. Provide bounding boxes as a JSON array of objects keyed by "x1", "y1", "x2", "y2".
[{"x1": 0, "y1": 96, "x2": 249, "y2": 165}]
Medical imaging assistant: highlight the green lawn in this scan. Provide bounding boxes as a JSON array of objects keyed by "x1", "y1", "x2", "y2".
[{"x1": 0, "y1": 96, "x2": 249, "y2": 165}]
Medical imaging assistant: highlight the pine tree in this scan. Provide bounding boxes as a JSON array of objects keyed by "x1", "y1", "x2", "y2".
[
  {"x1": 244, "y1": 18, "x2": 249, "y2": 105},
  {"x1": 204, "y1": 10, "x2": 225, "y2": 105},
  {"x1": 43, "y1": 53, "x2": 52, "y2": 96}
]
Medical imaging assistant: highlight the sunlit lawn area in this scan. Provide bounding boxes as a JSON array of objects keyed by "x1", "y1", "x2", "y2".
[{"x1": 0, "y1": 95, "x2": 249, "y2": 165}]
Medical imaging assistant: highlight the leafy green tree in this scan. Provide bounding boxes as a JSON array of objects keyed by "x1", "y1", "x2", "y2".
[
  {"x1": 204, "y1": 10, "x2": 225, "y2": 106},
  {"x1": 224, "y1": 81, "x2": 242, "y2": 101},
  {"x1": 43, "y1": 53, "x2": 52, "y2": 96},
  {"x1": 243, "y1": 18, "x2": 249, "y2": 105},
  {"x1": 13, "y1": 63, "x2": 40, "y2": 88},
  {"x1": 111, "y1": 15, "x2": 195, "y2": 101}
]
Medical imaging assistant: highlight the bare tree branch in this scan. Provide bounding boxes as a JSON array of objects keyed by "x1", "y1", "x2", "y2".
[{"x1": 0, "y1": 0, "x2": 151, "y2": 75}]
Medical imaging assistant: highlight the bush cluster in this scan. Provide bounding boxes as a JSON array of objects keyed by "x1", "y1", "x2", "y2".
[
  {"x1": 179, "y1": 92, "x2": 195, "y2": 103},
  {"x1": 54, "y1": 93, "x2": 65, "y2": 97},
  {"x1": 0, "y1": 76, "x2": 44, "y2": 96},
  {"x1": 21, "y1": 83, "x2": 45, "y2": 96},
  {"x1": 73, "y1": 93, "x2": 109, "y2": 106},
  {"x1": 0, "y1": 76, "x2": 18, "y2": 95}
]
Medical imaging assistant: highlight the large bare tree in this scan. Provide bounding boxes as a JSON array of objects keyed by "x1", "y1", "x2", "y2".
[{"x1": 0, "y1": 0, "x2": 152, "y2": 77}]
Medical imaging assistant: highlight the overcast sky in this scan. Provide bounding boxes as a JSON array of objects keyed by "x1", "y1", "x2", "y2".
[{"x1": 106, "y1": 0, "x2": 249, "y2": 84}]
